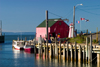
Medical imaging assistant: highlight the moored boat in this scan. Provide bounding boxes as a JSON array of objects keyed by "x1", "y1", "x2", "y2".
[
  {"x1": 12, "y1": 40, "x2": 25, "y2": 50},
  {"x1": 24, "y1": 42, "x2": 34, "y2": 53}
]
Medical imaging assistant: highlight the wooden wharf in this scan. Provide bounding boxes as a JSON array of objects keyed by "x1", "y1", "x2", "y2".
[{"x1": 26, "y1": 34, "x2": 100, "y2": 66}]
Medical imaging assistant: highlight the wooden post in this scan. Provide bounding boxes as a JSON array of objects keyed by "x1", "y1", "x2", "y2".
[
  {"x1": 74, "y1": 61, "x2": 77, "y2": 67},
  {"x1": 50, "y1": 44, "x2": 52, "y2": 58},
  {"x1": 71, "y1": 44, "x2": 73, "y2": 61},
  {"x1": 89, "y1": 34, "x2": 92, "y2": 63},
  {"x1": 74, "y1": 45, "x2": 77, "y2": 67},
  {"x1": 88, "y1": 45, "x2": 90, "y2": 64},
  {"x1": 44, "y1": 44, "x2": 46, "y2": 56},
  {"x1": 74, "y1": 42, "x2": 77, "y2": 61},
  {"x1": 86, "y1": 37, "x2": 88, "y2": 63},
  {"x1": 46, "y1": 44, "x2": 49, "y2": 58},
  {"x1": 53, "y1": 44, "x2": 55, "y2": 57},
  {"x1": 34, "y1": 44, "x2": 36, "y2": 53},
  {"x1": 39, "y1": 45, "x2": 41, "y2": 56},
  {"x1": 55, "y1": 37, "x2": 58, "y2": 59},
  {"x1": 66, "y1": 60, "x2": 68, "y2": 67},
  {"x1": 63, "y1": 44, "x2": 65, "y2": 60},
  {"x1": 83, "y1": 46, "x2": 85, "y2": 63},
  {"x1": 67, "y1": 42, "x2": 69, "y2": 60},
  {"x1": 59, "y1": 39, "x2": 61, "y2": 58},
  {"x1": 78, "y1": 45, "x2": 81, "y2": 63},
  {"x1": 97, "y1": 54, "x2": 100, "y2": 67},
  {"x1": 70, "y1": 61, "x2": 73, "y2": 67},
  {"x1": 41, "y1": 44, "x2": 43, "y2": 56},
  {"x1": 78, "y1": 62, "x2": 81, "y2": 67}
]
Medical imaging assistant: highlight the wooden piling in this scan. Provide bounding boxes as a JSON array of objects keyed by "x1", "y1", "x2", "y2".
[
  {"x1": 74, "y1": 61, "x2": 76, "y2": 67},
  {"x1": 97, "y1": 54, "x2": 100, "y2": 67},
  {"x1": 55, "y1": 38, "x2": 58, "y2": 59},
  {"x1": 59, "y1": 39, "x2": 61, "y2": 58},
  {"x1": 46, "y1": 43, "x2": 49, "y2": 58},
  {"x1": 74, "y1": 42, "x2": 77, "y2": 61},
  {"x1": 39, "y1": 45, "x2": 41, "y2": 56},
  {"x1": 71, "y1": 44, "x2": 73, "y2": 61},
  {"x1": 41, "y1": 44, "x2": 43, "y2": 56},
  {"x1": 78, "y1": 45, "x2": 81, "y2": 63},
  {"x1": 90, "y1": 34, "x2": 92, "y2": 63},
  {"x1": 78, "y1": 62, "x2": 81, "y2": 67},
  {"x1": 88, "y1": 45, "x2": 90, "y2": 64},
  {"x1": 88, "y1": 34, "x2": 92, "y2": 64},
  {"x1": 63, "y1": 44, "x2": 65, "y2": 60},
  {"x1": 86, "y1": 37, "x2": 88, "y2": 63},
  {"x1": 83, "y1": 46, "x2": 85, "y2": 63},
  {"x1": 34, "y1": 44, "x2": 36, "y2": 53},
  {"x1": 50, "y1": 44, "x2": 52, "y2": 58},
  {"x1": 67, "y1": 42, "x2": 69, "y2": 60},
  {"x1": 44, "y1": 44, "x2": 46, "y2": 56},
  {"x1": 70, "y1": 61, "x2": 73, "y2": 67},
  {"x1": 53, "y1": 44, "x2": 55, "y2": 57}
]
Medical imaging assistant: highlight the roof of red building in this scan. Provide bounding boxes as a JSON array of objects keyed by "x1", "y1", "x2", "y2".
[{"x1": 37, "y1": 18, "x2": 61, "y2": 27}]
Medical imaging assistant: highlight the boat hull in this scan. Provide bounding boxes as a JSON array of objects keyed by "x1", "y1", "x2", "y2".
[
  {"x1": 24, "y1": 48, "x2": 34, "y2": 53},
  {"x1": 13, "y1": 45, "x2": 24, "y2": 50}
]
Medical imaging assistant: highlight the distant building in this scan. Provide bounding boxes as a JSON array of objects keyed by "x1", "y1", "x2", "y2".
[
  {"x1": 0, "y1": 20, "x2": 4, "y2": 43},
  {"x1": 36, "y1": 18, "x2": 69, "y2": 40}
]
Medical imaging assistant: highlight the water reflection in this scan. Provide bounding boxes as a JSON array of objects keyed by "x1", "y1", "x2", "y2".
[
  {"x1": 13, "y1": 49, "x2": 34, "y2": 59},
  {"x1": 34, "y1": 53, "x2": 97, "y2": 67},
  {"x1": 13, "y1": 49, "x2": 20, "y2": 59},
  {"x1": 0, "y1": 45, "x2": 2, "y2": 50},
  {"x1": 12, "y1": 49, "x2": 36, "y2": 67},
  {"x1": 0, "y1": 44, "x2": 98, "y2": 67},
  {"x1": 78, "y1": 62, "x2": 81, "y2": 67}
]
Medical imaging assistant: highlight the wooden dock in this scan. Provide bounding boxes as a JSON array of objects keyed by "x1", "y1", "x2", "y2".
[{"x1": 29, "y1": 34, "x2": 100, "y2": 66}]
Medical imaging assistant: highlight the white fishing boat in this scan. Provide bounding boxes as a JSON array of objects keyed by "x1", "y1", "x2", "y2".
[{"x1": 12, "y1": 40, "x2": 25, "y2": 50}]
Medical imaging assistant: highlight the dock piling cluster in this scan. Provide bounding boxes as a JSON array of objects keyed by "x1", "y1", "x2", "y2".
[{"x1": 31, "y1": 34, "x2": 100, "y2": 65}]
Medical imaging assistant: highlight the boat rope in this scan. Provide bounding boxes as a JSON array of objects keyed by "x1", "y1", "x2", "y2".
[{"x1": 87, "y1": 56, "x2": 97, "y2": 64}]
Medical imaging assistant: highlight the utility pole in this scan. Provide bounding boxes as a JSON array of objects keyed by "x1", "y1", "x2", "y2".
[
  {"x1": 73, "y1": 6, "x2": 75, "y2": 38},
  {"x1": 46, "y1": 10, "x2": 48, "y2": 57},
  {"x1": 73, "y1": 4, "x2": 83, "y2": 38}
]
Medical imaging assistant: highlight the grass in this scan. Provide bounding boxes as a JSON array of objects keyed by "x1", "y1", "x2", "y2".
[
  {"x1": 60, "y1": 34, "x2": 99, "y2": 44},
  {"x1": 67, "y1": 35, "x2": 99, "y2": 44},
  {"x1": 67, "y1": 35, "x2": 86, "y2": 44}
]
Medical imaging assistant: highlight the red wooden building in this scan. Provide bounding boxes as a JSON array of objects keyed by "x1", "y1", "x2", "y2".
[{"x1": 36, "y1": 18, "x2": 69, "y2": 40}]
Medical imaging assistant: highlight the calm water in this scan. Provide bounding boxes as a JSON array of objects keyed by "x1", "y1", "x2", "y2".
[{"x1": 0, "y1": 35, "x2": 98, "y2": 67}]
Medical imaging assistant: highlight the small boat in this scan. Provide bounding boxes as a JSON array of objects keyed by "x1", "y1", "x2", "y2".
[
  {"x1": 12, "y1": 40, "x2": 25, "y2": 50},
  {"x1": 24, "y1": 42, "x2": 34, "y2": 53}
]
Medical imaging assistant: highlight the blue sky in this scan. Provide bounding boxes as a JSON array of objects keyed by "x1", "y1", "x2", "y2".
[{"x1": 0, "y1": 0, "x2": 100, "y2": 32}]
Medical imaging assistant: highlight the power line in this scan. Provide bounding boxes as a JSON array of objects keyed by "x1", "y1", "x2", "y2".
[
  {"x1": 48, "y1": 11, "x2": 69, "y2": 22},
  {"x1": 77, "y1": 7, "x2": 100, "y2": 10},
  {"x1": 77, "y1": 8, "x2": 100, "y2": 15},
  {"x1": 63, "y1": 9, "x2": 73, "y2": 18},
  {"x1": 48, "y1": 11, "x2": 63, "y2": 18},
  {"x1": 48, "y1": 10, "x2": 73, "y2": 19},
  {"x1": 81, "y1": 5, "x2": 100, "y2": 7}
]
